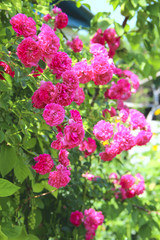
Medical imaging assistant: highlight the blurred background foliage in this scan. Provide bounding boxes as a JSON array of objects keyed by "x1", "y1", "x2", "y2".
[{"x1": 0, "y1": 0, "x2": 160, "y2": 239}]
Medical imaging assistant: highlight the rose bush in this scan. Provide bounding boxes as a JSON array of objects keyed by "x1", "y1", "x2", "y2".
[{"x1": 0, "y1": 0, "x2": 160, "y2": 239}]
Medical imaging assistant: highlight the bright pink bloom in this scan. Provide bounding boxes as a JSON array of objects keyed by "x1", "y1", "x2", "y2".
[
  {"x1": 52, "y1": 5, "x2": 62, "y2": 14},
  {"x1": 120, "y1": 174, "x2": 136, "y2": 189},
  {"x1": 62, "y1": 69, "x2": 79, "y2": 91},
  {"x1": 119, "y1": 109, "x2": 129, "y2": 123},
  {"x1": 31, "y1": 66, "x2": 43, "y2": 77},
  {"x1": 32, "y1": 154, "x2": 54, "y2": 175},
  {"x1": 42, "y1": 103, "x2": 65, "y2": 126},
  {"x1": 108, "y1": 37, "x2": 120, "y2": 58},
  {"x1": 73, "y1": 60, "x2": 94, "y2": 84},
  {"x1": 48, "y1": 164, "x2": 71, "y2": 188},
  {"x1": 113, "y1": 124, "x2": 136, "y2": 151},
  {"x1": 129, "y1": 109, "x2": 147, "y2": 129},
  {"x1": 43, "y1": 14, "x2": 52, "y2": 22},
  {"x1": 70, "y1": 211, "x2": 84, "y2": 227},
  {"x1": 92, "y1": 55, "x2": 114, "y2": 85},
  {"x1": 102, "y1": 107, "x2": 117, "y2": 118},
  {"x1": 69, "y1": 109, "x2": 83, "y2": 125},
  {"x1": 73, "y1": 87, "x2": 85, "y2": 105},
  {"x1": 48, "y1": 51, "x2": 72, "y2": 79},
  {"x1": 90, "y1": 43, "x2": 108, "y2": 57},
  {"x1": 10, "y1": 13, "x2": 36, "y2": 38},
  {"x1": 79, "y1": 138, "x2": 97, "y2": 157},
  {"x1": 99, "y1": 142, "x2": 120, "y2": 161},
  {"x1": 58, "y1": 149, "x2": 70, "y2": 167},
  {"x1": 90, "y1": 29, "x2": 105, "y2": 45},
  {"x1": 17, "y1": 37, "x2": 41, "y2": 67},
  {"x1": 63, "y1": 123, "x2": 85, "y2": 149},
  {"x1": 54, "y1": 83, "x2": 75, "y2": 106},
  {"x1": 103, "y1": 28, "x2": 117, "y2": 43},
  {"x1": 67, "y1": 36, "x2": 83, "y2": 52},
  {"x1": 84, "y1": 208, "x2": 104, "y2": 230},
  {"x1": 51, "y1": 132, "x2": 65, "y2": 150},
  {"x1": 38, "y1": 24, "x2": 60, "y2": 64},
  {"x1": 93, "y1": 120, "x2": 113, "y2": 141},
  {"x1": 123, "y1": 70, "x2": 140, "y2": 92},
  {"x1": 0, "y1": 61, "x2": 15, "y2": 80},
  {"x1": 54, "y1": 12, "x2": 68, "y2": 29},
  {"x1": 136, "y1": 130, "x2": 152, "y2": 146},
  {"x1": 105, "y1": 79, "x2": 131, "y2": 100},
  {"x1": 32, "y1": 81, "x2": 57, "y2": 109}
]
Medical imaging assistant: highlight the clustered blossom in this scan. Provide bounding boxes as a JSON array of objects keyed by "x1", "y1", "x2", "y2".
[
  {"x1": 32, "y1": 81, "x2": 58, "y2": 109},
  {"x1": 42, "y1": 103, "x2": 65, "y2": 127},
  {"x1": 32, "y1": 154, "x2": 54, "y2": 175},
  {"x1": 38, "y1": 24, "x2": 60, "y2": 64},
  {"x1": 51, "y1": 109, "x2": 85, "y2": 150},
  {"x1": 73, "y1": 60, "x2": 94, "y2": 84},
  {"x1": 97, "y1": 107, "x2": 152, "y2": 161},
  {"x1": 10, "y1": 13, "x2": 37, "y2": 38},
  {"x1": 70, "y1": 208, "x2": 104, "y2": 240},
  {"x1": 58, "y1": 149, "x2": 70, "y2": 167},
  {"x1": 0, "y1": 61, "x2": 15, "y2": 80},
  {"x1": 109, "y1": 172, "x2": 145, "y2": 199},
  {"x1": 67, "y1": 36, "x2": 83, "y2": 52},
  {"x1": 48, "y1": 51, "x2": 72, "y2": 79},
  {"x1": 91, "y1": 55, "x2": 115, "y2": 85},
  {"x1": 48, "y1": 164, "x2": 71, "y2": 188},
  {"x1": 93, "y1": 120, "x2": 113, "y2": 141},
  {"x1": 17, "y1": 37, "x2": 41, "y2": 68},
  {"x1": 79, "y1": 138, "x2": 97, "y2": 157},
  {"x1": 104, "y1": 79, "x2": 131, "y2": 100},
  {"x1": 54, "y1": 12, "x2": 68, "y2": 30},
  {"x1": 90, "y1": 28, "x2": 120, "y2": 57}
]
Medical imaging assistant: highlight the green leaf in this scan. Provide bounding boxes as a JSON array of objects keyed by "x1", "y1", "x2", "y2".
[
  {"x1": 0, "y1": 179, "x2": 20, "y2": 197},
  {"x1": 97, "y1": 18, "x2": 113, "y2": 31},
  {"x1": 41, "y1": 181, "x2": 58, "y2": 198},
  {"x1": 114, "y1": 22, "x2": 124, "y2": 36},
  {"x1": 138, "y1": 0, "x2": 147, "y2": 7},
  {"x1": 32, "y1": 182, "x2": 44, "y2": 193},
  {"x1": 14, "y1": 156, "x2": 32, "y2": 183},
  {"x1": 0, "y1": 144, "x2": 18, "y2": 177},
  {"x1": 139, "y1": 223, "x2": 152, "y2": 238},
  {"x1": 0, "y1": 131, "x2": 5, "y2": 143},
  {"x1": 144, "y1": 39, "x2": 151, "y2": 51},
  {"x1": 0, "y1": 226, "x2": 8, "y2": 240},
  {"x1": 82, "y1": 3, "x2": 91, "y2": 10},
  {"x1": 38, "y1": 59, "x2": 46, "y2": 70},
  {"x1": 23, "y1": 138, "x2": 37, "y2": 149},
  {"x1": 5, "y1": 28, "x2": 12, "y2": 40}
]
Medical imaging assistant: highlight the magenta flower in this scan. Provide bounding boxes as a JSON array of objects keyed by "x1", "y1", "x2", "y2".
[
  {"x1": 48, "y1": 164, "x2": 71, "y2": 188},
  {"x1": 48, "y1": 51, "x2": 72, "y2": 79},
  {"x1": 70, "y1": 211, "x2": 84, "y2": 227},
  {"x1": 67, "y1": 36, "x2": 83, "y2": 52},
  {"x1": 32, "y1": 154, "x2": 54, "y2": 175},
  {"x1": 10, "y1": 13, "x2": 36, "y2": 38},
  {"x1": 0, "y1": 61, "x2": 15, "y2": 80},
  {"x1": 43, "y1": 103, "x2": 65, "y2": 126},
  {"x1": 93, "y1": 120, "x2": 113, "y2": 141},
  {"x1": 32, "y1": 81, "x2": 58, "y2": 109},
  {"x1": 58, "y1": 149, "x2": 70, "y2": 167},
  {"x1": 54, "y1": 12, "x2": 68, "y2": 29},
  {"x1": 90, "y1": 29, "x2": 105, "y2": 45},
  {"x1": 17, "y1": 37, "x2": 41, "y2": 67}
]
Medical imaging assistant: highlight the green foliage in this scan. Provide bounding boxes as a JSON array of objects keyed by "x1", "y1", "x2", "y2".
[{"x1": 0, "y1": 0, "x2": 160, "y2": 239}]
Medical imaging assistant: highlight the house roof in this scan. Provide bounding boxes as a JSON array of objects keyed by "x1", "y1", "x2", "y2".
[{"x1": 52, "y1": 1, "x2": 94, "y2": 28}]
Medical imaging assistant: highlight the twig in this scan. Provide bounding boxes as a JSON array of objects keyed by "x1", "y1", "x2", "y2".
[
  {"x1": 91, "y1": 87, "x2": 99, "y2": 106},
  {"x1": 122, "y1": 16, "x2": 129, "y2": 28}
]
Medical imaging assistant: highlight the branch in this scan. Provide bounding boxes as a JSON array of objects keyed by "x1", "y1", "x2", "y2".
[
  {"x1": 122, "y1": 16, "x2": 129, "y2": 28},
  {"x1": 91, "y1": 87, "x2": 100, "y2": 107}
]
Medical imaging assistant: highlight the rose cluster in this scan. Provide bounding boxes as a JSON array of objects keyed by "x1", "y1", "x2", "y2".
[
  {"x1": 91, "y1": 28, "x2": 120, "y2": 58},
  {"x1": 109, "y1": 172, "x2": 145, "y2": 199},
  {"x1": 70, "y1": 208, "x2": 104, "y2": 240}
]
